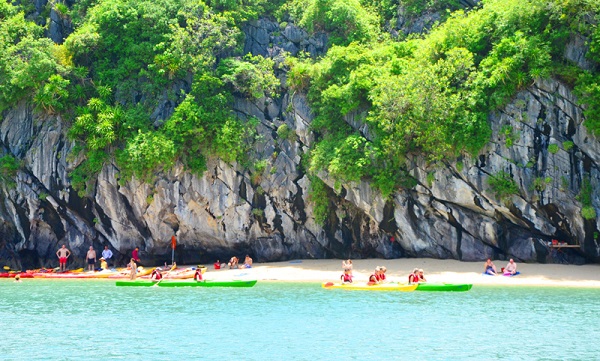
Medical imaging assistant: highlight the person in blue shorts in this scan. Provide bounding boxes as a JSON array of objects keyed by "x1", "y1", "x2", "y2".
[{"x1": 242, "y1": 255, "x2": 253, "y2": 268}]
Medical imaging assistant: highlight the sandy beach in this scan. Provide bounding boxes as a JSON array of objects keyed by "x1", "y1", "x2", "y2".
[{"x1": 204, "y1": 258, "x2": 600, "y2": 288}]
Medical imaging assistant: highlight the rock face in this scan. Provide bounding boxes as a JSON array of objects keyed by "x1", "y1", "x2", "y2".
[{"x1": 0, "y1": 18, "x2": 598, "y2": 270}]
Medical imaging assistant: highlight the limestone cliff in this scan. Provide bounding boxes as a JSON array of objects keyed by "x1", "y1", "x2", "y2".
[{"x1": 1, "y1": 18, "x2": 598, "y2": 270}]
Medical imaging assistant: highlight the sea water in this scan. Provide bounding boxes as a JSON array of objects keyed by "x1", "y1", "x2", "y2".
[{"x1": 1, "y1": 280, "x2": 598, "y2": 361}]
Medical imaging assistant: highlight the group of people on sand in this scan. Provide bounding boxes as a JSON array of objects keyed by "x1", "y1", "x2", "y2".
[
  {"x1": 484, "y1": 258, "x2": 518, "y2": 276},
  {"x1": 55, "y1": 244, "x2": 118, "y2": 272}
]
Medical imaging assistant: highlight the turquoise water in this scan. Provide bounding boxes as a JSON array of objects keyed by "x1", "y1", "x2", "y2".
[{"x1": 1, "y1": 280, "x2": 599, "y2": 361}]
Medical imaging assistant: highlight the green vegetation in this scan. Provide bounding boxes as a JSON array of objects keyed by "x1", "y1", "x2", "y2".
[
  {"x1": 501, "y1": 125, "x2": 515, "y2": 147},
  {"x1": 0, "y1": 155, "x2": 20, "y2": 188},
  {"x1": 577, "y1": 177, "x2": 597, "y2": 220},
  {"x1": 308, "y1": 175, "x2": 330, "y2": 225},
  {"x1": 562, "y1": 140, "x2": 574, "y2": 151},
  {"x1": 1, "y1": 0, "x2": 599, "y2": 200},
  {"x1": 548, "y1": 144, "x2": 559, "y2": 154},
  {"x1": 488, "y1": 171, "x2": 519, "y2": 200}
]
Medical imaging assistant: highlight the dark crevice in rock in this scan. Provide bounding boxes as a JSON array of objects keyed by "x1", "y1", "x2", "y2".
[
  {"x1": 379, "y1": 199, "x2": 398, "y2": 235},
  {"x1": 40, "y1": 200, "x2": 65, "y2": 240},
  {"x1": 67, "y1": 188, "x2": 95, "y2": 222}
]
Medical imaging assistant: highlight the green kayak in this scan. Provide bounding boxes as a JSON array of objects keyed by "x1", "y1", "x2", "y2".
[
  {"x1": 115, "y1": 279, "x2": 257, "y2": 288},
  {"x1": 415, "y1": 283, "x2": 472, "y2": 292}
]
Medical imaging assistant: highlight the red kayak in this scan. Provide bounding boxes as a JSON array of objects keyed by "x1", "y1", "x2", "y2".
[{"x1": 0, "y1": 273, "x2": 34, "y2": 278}]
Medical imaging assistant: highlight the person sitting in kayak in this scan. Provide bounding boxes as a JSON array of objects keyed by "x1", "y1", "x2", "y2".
[
  {"x1": 503, "y1": 259, "x2": 518, "y2": 275},
  {"x1": 378, "y1": 266, "x2": 387, "y2": 282},
  {"x1": 484, "y1": 258, "x2": 497, "y2": 276},
  {"x1": 150, "y1": 268, "x2": 163, "y2": 280},
  {"x1": 417, "y1": 269, "x2": 427, "y2": 282},
  {"x1": 340, "y1": 269, "x2": 353, "y2": 283},
  {"x1": 408, "y1": 268, "x2": 419, "y2": 284},
  {"x1": 369, "y1": 267, "x2": 382, "y2": 284},
  {"x1": 194, "y1": 267, "x2": 203, "y2": 281}
]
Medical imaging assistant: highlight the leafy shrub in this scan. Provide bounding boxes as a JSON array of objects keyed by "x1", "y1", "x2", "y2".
[
  {"x1": 277, "y1": 123, "x2": 297, "y2": 142},
  {"x1": 582, "y1": 206, "x2": 597, "y2": 220},
  {"x1": 118, "y1": 131, "x2": 176, "y2": 180},
  {"x1": 562, "y1": 141, "x2": 574, "y2": 151},
  {"x1": 0, "y1": 3, "x2": 67, "y2": 112},
  {"x1": 488, "y1": 171, "x2": 519, "y2": 199},
  {"x1": 548, "y1": 144, "x2": 559, "y2": 154},
  {"x1": 0, "y1": 155, "x2": 20, "y2": 188},
  {"x1": 299, "y1": 0, "x2": 380, "y2": 45},
  {"x1": 308, "y1": 176, "x2": 330, "y2": 226},
  {"x1": 218, "y1": 54, "x2": 280, "y2": 99}
]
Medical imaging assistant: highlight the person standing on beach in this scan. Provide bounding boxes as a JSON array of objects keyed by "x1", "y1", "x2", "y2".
[
  {"x1": 132, "y1": 247, "x2": 141, "y2": 266},
  {"x1": 342, "y1": 259, "x2": 353, "y2": 275},
  {"x1": 129, "y1": 258, "x2": 137, "y2": 280},
  {"x1": 101, "y1": 245, "x2": 113, "y2": 267},
  {"x1": 86, "y1": 246, "x2": 97, "y2": 271},
  {"x1": 56, "y1": 245, "x2": 71, "y2": 272}
]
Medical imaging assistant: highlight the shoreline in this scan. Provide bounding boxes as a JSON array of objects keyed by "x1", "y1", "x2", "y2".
[{"x1": 204, "y1": 259, "x2": 600, "y2": 288}]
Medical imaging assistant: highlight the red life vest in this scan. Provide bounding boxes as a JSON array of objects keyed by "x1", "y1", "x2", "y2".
[
  {"x1": 194, "y1": 269, "x2": 203, "y2": 281},
  {"x1": 151, "y1": 270, "x2": 162, "y2": 280}
]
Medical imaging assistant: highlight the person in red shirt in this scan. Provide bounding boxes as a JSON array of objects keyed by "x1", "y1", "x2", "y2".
[
  {"x1": 213, "y1": 260, "x2": 221, "y2": 270},
  {"x1": 369, "y1": 267, "x2": 381, "y2": 284},
  {"x1": 408, "y1": 268, "x2": 419, "y2": 284},
  {"x1": 194, "y1": 267, "x2": 203, "y2": 281},
  {"x1": 340, "y1": 269, "x2": 353, "y2": 283},
  {"x1": 150, "y1": 268, "x2": 163, "y2": 280},
  {"x1": 132, "y1": 247, "x2": 141, "y2": 265}
]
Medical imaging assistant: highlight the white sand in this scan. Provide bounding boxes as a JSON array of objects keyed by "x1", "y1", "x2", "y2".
[{"x1": 203, "y1": 258, "x2": 600, "y2": 288}]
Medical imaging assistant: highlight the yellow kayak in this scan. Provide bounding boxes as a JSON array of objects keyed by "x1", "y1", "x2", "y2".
[{"x1": 321, "y1": 282, "x2": 418, "y2": 291}]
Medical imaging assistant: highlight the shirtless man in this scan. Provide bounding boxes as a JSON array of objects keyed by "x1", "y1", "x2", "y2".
[
  {"x1": 242, "y1": 255, "x2": 253, "y2": 268},
  {"x1": 86, "y1": 246, "x2": 97, "y2": 271},
  {"x1": 56, "y1": 245, "x2": 71, "y2": 272}
]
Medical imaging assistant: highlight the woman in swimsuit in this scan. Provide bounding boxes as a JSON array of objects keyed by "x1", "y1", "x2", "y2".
[{"x1": 484, "y1": 258, "x2": 497, "y2": 275}]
